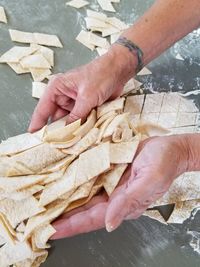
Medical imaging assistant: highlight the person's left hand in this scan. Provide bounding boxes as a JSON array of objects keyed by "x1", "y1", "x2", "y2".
[{"x1": 51, "y1": 134, "x2": 189, "y2": 240}]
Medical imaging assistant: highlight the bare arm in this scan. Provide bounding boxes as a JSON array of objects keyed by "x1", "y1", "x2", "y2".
[{"x1": 112, "y1": 0, "x2": 200, "y2": 73}]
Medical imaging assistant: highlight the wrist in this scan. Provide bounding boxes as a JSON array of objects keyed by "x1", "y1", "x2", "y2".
[{"x1": 106, "y1": 44, "x2": 138, "y2": 84}]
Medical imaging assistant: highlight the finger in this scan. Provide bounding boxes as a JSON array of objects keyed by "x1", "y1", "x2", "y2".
[
  {"x1": 59, "y1": 194, "x2": 108, "y2": 220},
  {"x1": 28, "y1": 94, "x2": 57, "y2": 132},
  {"x1": 28, "y1": 76, "x2": 63, "y2": 132},
  {"x1": 67, "y1": 95, "x2": 93, "y2": 124},
  {"x1": 51, "y1": 202, "x2": 107, "y2": 240},
  {"x1": 105, "y1": 173, "x2": 156, "y2": 232},
  {"x1": 51, "y1": 108, "x2": 69, "y2": 122}
]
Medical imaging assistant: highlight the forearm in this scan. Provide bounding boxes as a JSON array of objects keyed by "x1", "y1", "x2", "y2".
[{"x1": 108, "y1": 0, "x2": 200, "y2": 78}]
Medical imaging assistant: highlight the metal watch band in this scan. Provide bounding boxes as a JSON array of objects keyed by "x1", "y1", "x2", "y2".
[{"x1": 115, "y1": 37, "x2": 144, "y2": 73}]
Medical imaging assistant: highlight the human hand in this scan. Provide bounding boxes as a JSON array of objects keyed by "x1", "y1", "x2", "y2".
[
  {"x1": 51, "y1": 134, "x2": 189, "y2": 239},
  {"x1": 28, "y1": 46, "x2": 136, "y2": 132}
]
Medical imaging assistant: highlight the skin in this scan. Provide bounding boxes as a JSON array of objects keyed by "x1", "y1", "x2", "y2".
[{"x1": 28, "y1": 0, "x2": 200, "y2": 238}]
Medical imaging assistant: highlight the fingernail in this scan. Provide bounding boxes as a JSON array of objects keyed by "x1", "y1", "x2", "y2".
[{"x1": 106, "y1": 223, "x2": 115, "y2": 232}]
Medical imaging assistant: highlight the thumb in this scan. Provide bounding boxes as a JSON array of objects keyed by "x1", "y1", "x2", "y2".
[{"x1": 67, "y1": 95, "x2": 92, "y2": 124}]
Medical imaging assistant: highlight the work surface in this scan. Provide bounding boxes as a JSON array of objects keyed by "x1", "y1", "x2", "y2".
[{"x1": 0, "y1": 0, "x2": 200, "y2": 266}]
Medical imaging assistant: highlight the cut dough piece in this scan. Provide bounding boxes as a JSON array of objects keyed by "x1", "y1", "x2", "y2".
[
  {"x1": 23, "y1": 200, "x2": 69, "y2": 240},
  {"x1": 86, "y1": 9, "x2": 107, "y2": 21},
  {"x1": 142, "y1": 93, "x2": 164, "y2": 114},
  {"x1": 66, "y1": 0, "x2": 89, "y2": 8},
  {"x1": 63, "y1": 128, "x2": 99, "y2": 155},
  {"x1": 32, "y1": 82, "x2": 47, "y2": 99},
  {"x1": 0, "y1": 197, "x2": 45, "y2": 228},
  {"x1": 110, "y1": 32, "x2": 121, "y2": 44},
  {"x1": 121, "y1": 78, "x2": 142, "y2": 96},
  {"x1": 20, "y1": 54, "x2": 51, "y2": 69},
  {"x1": 124, "y1": 95, "x2": 145, "y2": 115},
  {"x1": 85, "y1": 17, "x2": 108, "y2": 29},
  {"x1": 9, "y1": 29, "x2": 35, "y2": 43},
  {"x1": 9, "y1": 29, "x2": 63, "y2": 47},
  {"x1": 7, "y1": 143, "x2": 66, "y2": 176},
  {"x1": 0, "y1": 132, "x2": 43, "y2": 156},
  {"x1": 0, "y1": 241, "x2": 33, "y2": 266},
  {"x1": 179, "y1": 97, "x2": 199, "y2": 113},
  {"x1": 74, "y1": 110, "x2": 96, "y2": 138},
  {"x1": 160, "y1": 92, "x2": 181, "y2": 113},
  {"x1": 0, "y1": 174, "x2": 46, "y2": 193},
  {"x1": 157, "y1": 112, "x2": 177, "y2": 128},
  {"x1": 44, "y1": 119, "x2": 81, "y2": 143},
  {"x1": 102, "y1": 26, "x2": 120, "y2": 37},
  {"x1": 97, "y1": 97, "x2": 125, "y2": 118},
  {"x1": 88, "y1": 32, "x2": 110, "y2": 49},
  {"x1": 110, "y1": 139, "x2": 139, "y2": 164},
  {"x1": 34, "y1": 33, "x2": 63, "y2": 48},
  {"x1": 135, "y1": 123, "x2": 170, "y2": 137},
  {"x1": 96, "y1": 47, "x2": 108, "y2": 56},
  {"x1": 76, "y1": 30, "x2": 95, "y2": 50},
  {"x1": 0, "y1": 46, "x2": 37, "y2": 63},
  {"x1": 175, "y1": 112, "x2": 199, "y2": 127},
  {"x1": 153, "y1": 172, "x2": 200, "y2": 207},
  {"x1": 102, "y1": 164, "x2": 127, "y2": 196},
  {"x1": 30, "y1": 68, "x2": 51, "y2": 82},
  {"x1": 137, "y1": 67, "x2": 152, "y2": 76},
  {"x1": 32, "y1": 224, "x2": 56, "y2": 250},
  {"x1": 0, "y1": 6, "x2": 7, "y2": 23},
  {"x1": 0, "y1": 216, "x2": 15, "y2": 244},
  {"x1": 106, "y1": 17, "x2": 127, "y2": 30},
  {"x1": 7, "y1": 63, "x2": 30, "y2": 74},
  {"x1": 97, "y1": 0, "x2": 116, "y2": 12},
  {"x1": 31, "y1": 44, "x2": 54, "y2": 66},
  {"x1": 103, "y1": 113, "x2": 129, "y2": 138}
]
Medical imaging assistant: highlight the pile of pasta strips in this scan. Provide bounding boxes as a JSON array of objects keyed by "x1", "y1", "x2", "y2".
[{"x1": 0, "y1": 94, "x2": 200, "y2": 267}]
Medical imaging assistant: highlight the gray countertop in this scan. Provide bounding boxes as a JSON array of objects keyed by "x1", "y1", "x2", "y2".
[{"x1": 0, "y1": 1, "x2": 200, "y2": 266}]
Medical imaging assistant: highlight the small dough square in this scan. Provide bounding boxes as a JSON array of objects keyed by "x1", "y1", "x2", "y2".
[
  {"x1": 175, "y1": 112, "x2": 199, "y2": 127},
  {"x1": 141, "y1": 113, "x2": 160, "y2": 125},
  {"x1": 157, "y1": 112, "x2": 177, "y2": 128},
  {"x1": 142, "y1": 93, "x2": 164, "y2": 113},
  {"x1": 20, "y1": 54, "x2": 51, "y2": 69},
  {"x1": 124, "y1": 95, "x2": 145, "y2": 115},
  {"x1": 160, "y1": 93, "x2": 181, "y2": 113},
  {"x1": 179, "y1": 97, "x2": 199, "y2": 113}
]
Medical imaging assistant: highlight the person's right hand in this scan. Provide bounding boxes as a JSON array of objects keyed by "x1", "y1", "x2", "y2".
[{"x1": 28, "y1": 46, "x2": 136, "y2": 132}]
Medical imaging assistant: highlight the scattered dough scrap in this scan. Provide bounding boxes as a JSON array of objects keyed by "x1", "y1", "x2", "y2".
[
  {"x1": 0, "y1": 6, "x2": 7, "y2": 23},
  {"x1": 137, "y1": 67, "x2": 152, "y2": 76},
  {"x1": 30, "y1": 68, "x2": 51, "y2": 82},
  {"x1": 20, "y1": 54, "x2": 51, "y2": 69},
  {"x1": 76, "y1": 30, "x2": 95, "y2": 50},
  {"x1": 9, "y1": 29, "x2": 63, "y2": 47},
  {"x1": 32, "y1": 82, "x2": 47, "y2": 99},
  {"x1": 66, "y1": 0, "x2": 89, "y2": 8},
  {"x1": 97, "y1": 0, "x2": 116, "y2": 12},
  {"x1": 0, "y1": 46, "x2": 37, "y2": 63}
]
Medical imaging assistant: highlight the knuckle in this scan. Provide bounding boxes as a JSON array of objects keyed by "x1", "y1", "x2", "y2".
[
  {"x1": 48, "y1": 73, "x2": 64, "y2": 88},
  {"x1": 69, "y1": 112, "x2": 80, "y2": 121},
  {"x1": 128, "y1": 198, "x2": 141, "y2": 214}
]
